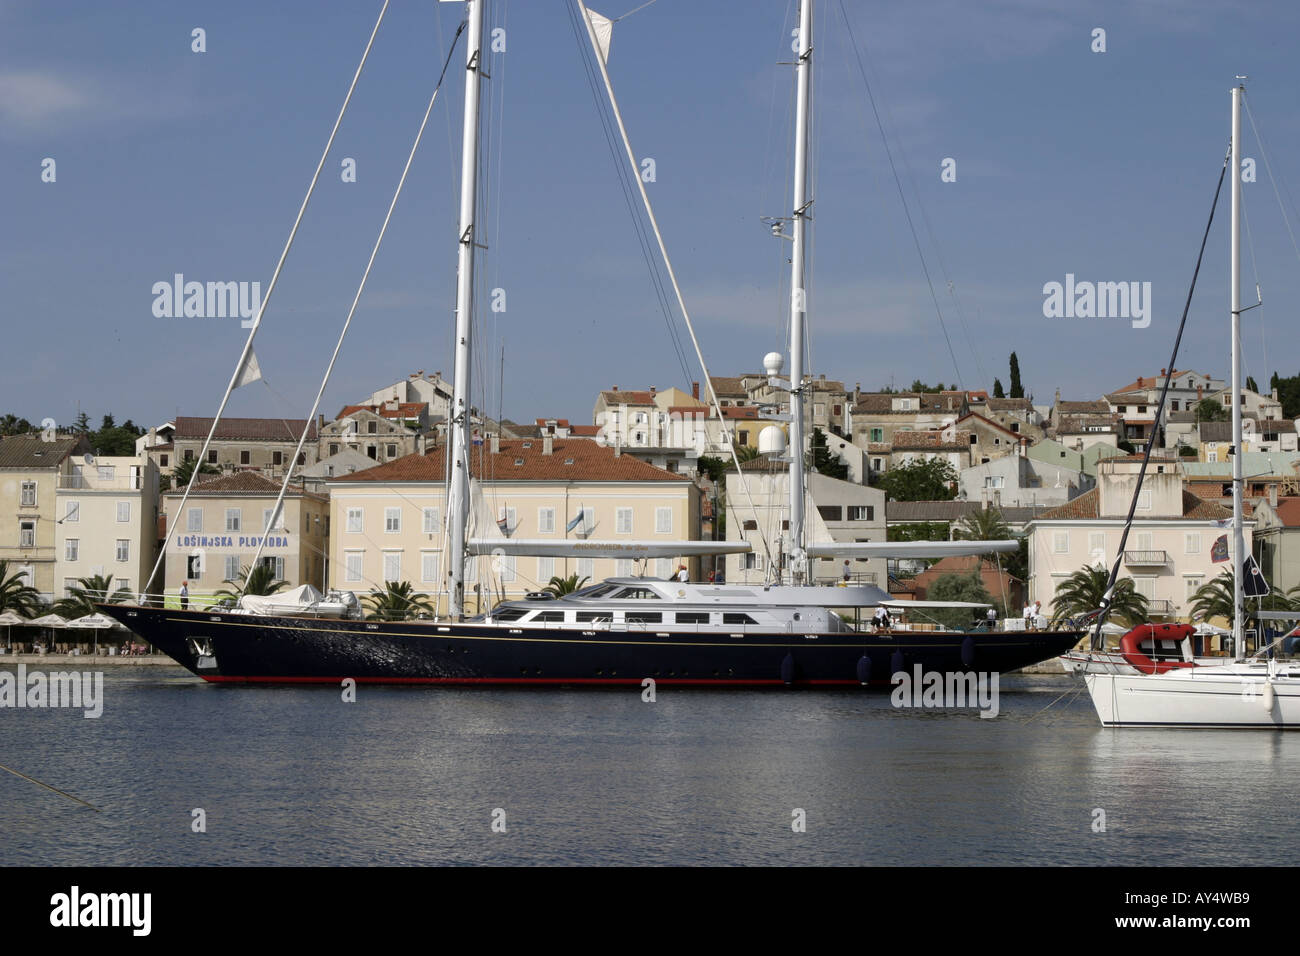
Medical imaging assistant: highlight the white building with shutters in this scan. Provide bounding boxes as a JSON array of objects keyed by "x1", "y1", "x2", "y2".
[{"x1": 1024, "y1": 456, "x2": 1251, "y2": 622}]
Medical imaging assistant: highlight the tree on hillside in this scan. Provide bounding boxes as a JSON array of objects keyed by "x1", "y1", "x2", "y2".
[
  {"x1": 924, "y1": 573, "x2": 992, "y2": 630},
  {"x1": 808, "y1": 428, "x2": 849, "y2": 480},
  {"x1": 166, "y1": 456, "x2": 220, "y2": 492},
  {"x1": 1247, "y1": 375, "x2": 1259, "y2": 394},
  {"x1": 1008, "y1": 353, "x2": 1024, "y2": 398},
  {"x1": 1194, "y1": 398, "x2": 1227, "y2": 422},
  {"x1": 875, "y1": 457, "x2": 957, "y2": 501},
  {"x1": 992, "y1": 378, "x2": 1005, "y2": 399}
]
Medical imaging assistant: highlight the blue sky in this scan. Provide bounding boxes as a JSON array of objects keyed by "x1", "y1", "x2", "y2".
[{"x1": 4, "y1": 0, "x2": 1300, "y2": 436}]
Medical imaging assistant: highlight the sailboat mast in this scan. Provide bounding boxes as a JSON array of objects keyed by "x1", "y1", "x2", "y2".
[
  {"x1": 787, "y1": 0, "x2": 813, "y2": 583},
  {"x1": 447, "y1": 0, "x2": 486, "y2": 619},
  {"x1": 1230, "y1": 81, "x2": 1245, "y2": 657}
]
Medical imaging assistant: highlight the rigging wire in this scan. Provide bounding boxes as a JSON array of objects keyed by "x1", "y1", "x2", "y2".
[
  {"x1": 244, "y1": 18, "x2": 469, "y2": 582},
  {"x1": 142, "y1": 0, "x2": 392, "y2": 599},
  {"x1": 1090, "y1": 145, "x2": 1231, "y2": 651},
  {"x1": 564, "y1": 1, "x2": 694, "y2": 388},
  {"x1": 834, "y1": 0, "x2": 964, "y2": 389},
  {"x1": 571, "y1": 0, "x2": 777, "y2": 570}
]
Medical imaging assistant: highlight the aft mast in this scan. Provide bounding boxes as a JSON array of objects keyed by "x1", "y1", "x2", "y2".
[
  {"x1": 447, "y1": 0, "x2": 486, "y2": 619},
  {"x1": 786, "y1": 0, "x2": 814, "y2": 584}
]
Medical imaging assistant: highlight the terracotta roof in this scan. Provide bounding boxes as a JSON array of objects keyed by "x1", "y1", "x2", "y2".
[
  {"x1": 955, "y1": 412, "x2": 1024, "y2": 440},
  {"x1": 1113, "y1": 370, "x2": 1203, "y2": 393},
  {"x1": 721, "y1": 406, "x2": 761, "y2": 420},
  {"x1": 1034, "y1": 488, "x2": 1232, "y2": 521},
  {"x1": 986, "y1": 397, "x2": 1033, "y2": 411},
  {"x1": 174, "y1": 416, "x2": 318, "y2": 441},
  {"x1": 0, "y1": 434, "x2": 90, "y2": 469},
  {"x1": 853, "y1": 392, "x2": 962, "y2": 414},
  {"x1": 147, "y1": 442, "x2": 175, "y2": 452},
  {"x1": 1055, "y1": 400, "x2": 1110, "y2": 415},
  {"x1": 330, "y1": 439, "x2": 689, "y2": 483},
  {"x1": 535, "y1": 418, "x2": 571, "y2": 428},
  {"x1": 599, "y1": 390, "x2": 656, "y2": 406},
  {"x1": 1199, "y1": 421, "x2": 1233, "y2": 442},
  {"x1": 1264, "y1": 497, "x2": 1300, "y2": 527},
  {"x1": 163, "y1": 470, "x2": 323, "y2": 500},
  {"x1": 866, "y1": 443, "x2": 891, "y2": 453},
  {"x1": 337, "y1": 402, "x2": 425, "y2": 420},
  {"x1": 891, "y1": 430, "x2": 972, "y2": 451},
  {"x1": 708, "y1": 376, "x2": 749, "y2": 397},
  {"x1": 569, "y1": 425, "x2": 602, "y2": 437}
]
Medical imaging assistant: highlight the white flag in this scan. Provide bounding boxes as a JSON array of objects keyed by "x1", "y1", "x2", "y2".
[
  {"x1": 587, "y1": 9, "x2": 613, "y2": 64},
  {"x1": 233, "y1": 348, "x2": 263, "y2": 388}
]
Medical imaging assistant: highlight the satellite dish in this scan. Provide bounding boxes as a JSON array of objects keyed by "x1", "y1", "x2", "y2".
[{"x1": 83, "y1": 453, "x2": 95, "y2": 466}]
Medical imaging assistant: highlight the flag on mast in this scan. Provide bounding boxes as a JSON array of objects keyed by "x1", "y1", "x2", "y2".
[
  {"x1": 1242, "y1": 554, "x2": 1270, "y2": 597},
  {"x1": 233, "y1": 348, "x2": 263, "y2": 388},
  {"x1": 1210, "y1": 534, "x2": 1229, "y2": 563}
]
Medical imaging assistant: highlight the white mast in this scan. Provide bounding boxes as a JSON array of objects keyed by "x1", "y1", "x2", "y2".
[
  {"x1": 447, "y1": 0, "x2": 486, "y2": 618},
  {"x1": 1230, "y1": 80, "x2": 1246, "y2": 658},
  {"x1": 787, "y1": 0, "x2": 814, "y2": 583}
]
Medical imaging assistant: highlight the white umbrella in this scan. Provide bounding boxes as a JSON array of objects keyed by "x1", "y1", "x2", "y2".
[
  {"x1": 68, "y1": 613, "x2": 122, "y2": 655},
  {"x1": 26, "y1": 614, "x2": 66, "y2": 654},
  {"x1": 0, "y1": 610, "x2": 24, "y2": 650}
]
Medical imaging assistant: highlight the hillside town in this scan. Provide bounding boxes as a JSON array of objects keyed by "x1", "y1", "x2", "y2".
[{"x1": 3, "y1": 357, "x2": 1299, "y2": 634}]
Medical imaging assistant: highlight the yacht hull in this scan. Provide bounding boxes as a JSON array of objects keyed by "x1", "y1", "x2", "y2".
[
  {"x1": 99, "y1": 604, "x2": 1081, "y2": 686},
  {"x1": 1086, "y1": 667, "x2": 1300, "y2": 728}
]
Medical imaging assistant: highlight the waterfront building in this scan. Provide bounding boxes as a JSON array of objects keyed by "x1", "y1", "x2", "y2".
[
  {"x1": 54, "y1": 454, "x2": 159, "y2": 600},
  {"x1": 0, "y1": 433, "x2": 92, "y2": 602}
]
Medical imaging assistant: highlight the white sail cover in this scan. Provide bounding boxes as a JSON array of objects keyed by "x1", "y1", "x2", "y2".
[
  {"x1": 806, "y1": 539, "x2": 1021, "y2": 559},
  {"x1": 468, "y1": 538, "x2": 751, "y2": 559},
  {"x1": 240, "y1": 584, "x2": 324, "y2": 615}
]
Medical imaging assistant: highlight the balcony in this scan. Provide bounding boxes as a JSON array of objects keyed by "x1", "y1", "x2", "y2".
[
  {"x1": 1145, "y1": 599, "x2": 1175, "y2": 616},
  {"x1": 58, "y1": 474, "x2": 145, "y2": 491},
  {"x1": 1123, "y1": 550, "x2": 1169, "y2": 567}
]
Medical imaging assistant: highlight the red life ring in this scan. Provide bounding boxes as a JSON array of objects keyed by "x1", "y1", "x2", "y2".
[{"x1": 1118, "y1": 622, "x2": 1198, "y2": 675}]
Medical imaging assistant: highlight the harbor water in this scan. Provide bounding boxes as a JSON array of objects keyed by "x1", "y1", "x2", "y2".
[{"x1": 2, "y1": 666, "x2": 1296, "y2": 866}]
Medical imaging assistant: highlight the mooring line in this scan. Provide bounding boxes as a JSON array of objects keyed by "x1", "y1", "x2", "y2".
[{"x1": 0, "y1": 760, "x2": 101, "y2": 811}]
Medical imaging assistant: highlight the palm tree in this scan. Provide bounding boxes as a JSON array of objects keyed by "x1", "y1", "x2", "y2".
[
  {"x1": 1191, "y1": 570, "x2": 1295, "y2": 627},
  {"x1": 364, "y1": 581, "x2": 434, "y2": 620},
  {"x1": 215, "y1": 563, "x2": 287, "y2": 600},
  {"x1": 954, "y1": 506, "x2": 1010, "y2": 542},
  {"x1": 165, "y1": 456, "x2": 220, "y2": 492},
  {"x1": 1050, "y1": 565, "x2": 1149, "y2": 627},
  {"x1": 543, "y1": 574, "x2": 589, "y2": 597},
  {"x1": 0, "y1": 561, "x2": 43, "y2": 618},
  {"x1": 733, "y1": 442, "x2": 760, "y2": 463},
  {"x1": 53, "y1": 573, "x2": 132, "y2": 618}
]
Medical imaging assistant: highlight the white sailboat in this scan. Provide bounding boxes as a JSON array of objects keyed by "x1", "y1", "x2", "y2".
[{"x1": 1085, "y1": 81, "x2": 1300, "y2": 728}]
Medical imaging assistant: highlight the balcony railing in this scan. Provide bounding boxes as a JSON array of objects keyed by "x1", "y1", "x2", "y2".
[
  {"x1": 1123, "y1": 550, "x2": 1169, "y2": 566},
  {"x1": 58, "y1": 474, "x2": 144, "y2": 490},
  {"x1": 1145, "y1": 599, "x2": 1175, "y2": 615}
]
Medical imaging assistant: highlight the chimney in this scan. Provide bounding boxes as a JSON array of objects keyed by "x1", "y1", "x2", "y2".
[
  {"x1": 854, "y1": 383, "x2": 861, "y2": 405},
  {"x1": 1197, "y1": 384, "x2": 1204, "y2": 401},
  {"x1": 649, "y1": 386, "x2": 656, "y2": 396},
  {"x1": 613, "y1": 440, "x2": 621, "y2": 458},
  {"x1": 1269, "y1": 483, "x2": 1278, "y2": 508},
  {"x1": 613, "y1": 385, "x2": 619, "y2": 392},
  {"x1": 1273, "y1": 387, "x2": 1279, "y2": 402},
  {"x1": 1160, "y1": 368, "x2": 1167, "y2": 377},
  {"x1": 489, "y1": 432, "x2": 500, "y2": 454},
  {"x1": 542, "y1": 434, "x2": 553, "y2": 456},
  {"x1": 692, "y1": 381, "x2": 700, "y2": 400}
]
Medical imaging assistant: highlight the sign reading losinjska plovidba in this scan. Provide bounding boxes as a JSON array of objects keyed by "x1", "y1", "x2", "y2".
[{"x1": 1042, "y1": 274, "x2": 1152, "y2": 328}]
